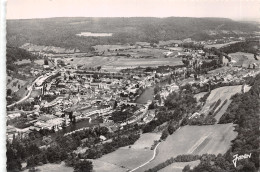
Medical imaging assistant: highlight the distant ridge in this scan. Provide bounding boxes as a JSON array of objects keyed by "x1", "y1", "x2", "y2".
[{"x1": 6, "y1": 17, "x2": 260, "y2": 52}]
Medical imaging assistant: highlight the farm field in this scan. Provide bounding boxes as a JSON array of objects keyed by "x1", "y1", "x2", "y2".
[
  {"x1": 104, "y1": 57, "x2": 182, "y2": 67},
  {"x1": 136, "y1": 123, "x2": 237, "y2": 172},
  {"x1": 93, "y1": 133, "x2": 161, "y2": 172},
  {"x1": 159, "y1": 160, "x2": 200, "y2": 172},
  {"x1": 124, "y1": 48, "x2": 172, "y2": 58},
  {"x1": 204, "y1": 41, "x2": 241, "y2": 49},
  {"x1": 64, "y1": 56, "x2": 119, "y2": 67},
  {"x1": 200, "y1": 85, "x2": 251, "y2": 117}
]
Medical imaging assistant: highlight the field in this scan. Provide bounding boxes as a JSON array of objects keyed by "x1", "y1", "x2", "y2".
[
  {"x1": 24, "y1": 162, "x2": 73, "y2": 172},
  {"x1": 159, "y1": 160, "x2": 200, "y2": 172},
  {"x1": 90, "y1": 159, "x2": 126, "y2": 172},
  {"x1": 136, "y1": 123, "x2": 237, "y2": 172},
  {"x1": 93, "y1": 44, "x2": 135, "y2": 52},
  {"x1": 228, "y1": 52, "x2": 260, "y2": 68},
  {"x1": 92, "y1": 133, "x2": 161, "y2": 172},
  {"x1": 102, "y1": 57, "x2": 183, "y2": 72},
  {"x1": 200, "y1": 85, "x2": 251, "y2": 121},
  {"x1": 123, "y1": 48, "x2": 172, "y2": 58},
  {"x1": 36, "y1": 55, "x2": 183, "y2": 72},
  {"x1": 204, "y1": 41, "x2": 241, "y2": 49}
]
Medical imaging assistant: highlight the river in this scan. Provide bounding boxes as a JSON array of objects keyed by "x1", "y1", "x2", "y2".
[
  {"x1": 135, "y1": 80, "x2": 170, "y2": 104},
  {"x1": 135, "y1": 86, "x2": 155, "y2": 104}
]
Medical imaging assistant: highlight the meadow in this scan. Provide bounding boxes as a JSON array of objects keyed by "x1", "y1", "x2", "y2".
[
  {"x1": 92, "y1": 133, "x2": 161, "y2": 172},
  {"x1": 159, "y1": 160, "x2": 200, "y2": 172},
  {"x1": 136, "y1": 123, "x2": 238, "y2": 172}
]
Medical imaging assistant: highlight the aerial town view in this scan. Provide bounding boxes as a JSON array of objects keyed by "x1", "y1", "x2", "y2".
[{"x1": 3, "y1": 0, "x2": 260, "y2": 172}]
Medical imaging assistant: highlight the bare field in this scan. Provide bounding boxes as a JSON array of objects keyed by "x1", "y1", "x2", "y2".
[
  {"x1": 136, "y1": 123, "x2": 237, "y2": 172},
  {"x1": 159, "y1": 160, "x2": 200, "y2": 172},
  {"x1": 93, "y1": 133, "x2": 161, "y2": 171}
]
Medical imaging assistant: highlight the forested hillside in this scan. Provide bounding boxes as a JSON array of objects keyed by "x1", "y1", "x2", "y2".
[
  {"x1": 6, "y1": 46, "x2": 39, "y2": 71},
  {"x1": 7, "y1": 17, "x2": 259, "y2": 52}
]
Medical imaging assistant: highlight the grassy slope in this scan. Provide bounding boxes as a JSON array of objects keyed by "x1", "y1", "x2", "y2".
[
  {"x1": 136, "y1": 124, "x2": 237, "y2": 172},
  {"x1": 92, "y1": 133, "x2": 161, "y2": 171}
]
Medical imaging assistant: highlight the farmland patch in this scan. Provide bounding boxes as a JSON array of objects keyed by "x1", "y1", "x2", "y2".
[{"x1": 136, "y1": 123, "x2": 237, "y2": 172}]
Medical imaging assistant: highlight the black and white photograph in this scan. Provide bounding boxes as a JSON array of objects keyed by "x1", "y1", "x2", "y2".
[{"x1": 1, "y1": 0, "x2": 260, "y2": 172}]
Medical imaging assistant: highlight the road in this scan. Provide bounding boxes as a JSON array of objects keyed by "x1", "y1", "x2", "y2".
[
  {"x1": 129, "y1": 142, "x2": 161, "y2": 172},
  {"x1": 7, "y1": 71, "x2": 58, "y2": 108}
]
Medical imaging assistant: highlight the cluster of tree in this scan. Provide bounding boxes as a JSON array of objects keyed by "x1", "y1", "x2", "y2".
[
  {"x1": 219, "y1": 40, "x2": 259, "y2": 55},
  {"x1": 109, "y1": 110, "x2": 134, "y2": 123},
  {"x1": 143, "y1": 89, "x2": 197, "y2": 133},
  {"x1": 209, "y1": 99, "x2": 222, "y2": 113},
  {"x1": 185, "y1": 154, "x2": 230, "y2": 172},
  {"x1": 65, "y1": 153, "x2": 93, "y2": 172},
  {"x1": 6, "y1": 136, "x2": 42, "y2": 171},
  {"x1": 212, "y1": 99, "x2": 227, "y2": 116},
  {"x1": 160, "y1": 121, "x2": 180, "y2": 140},
  {"x1": 199, "y1": 92, "x2": 210, "y2": 104},
  {"x1": 199, "y1": 59, "x2": 222, "y2": 72},
  {"x1": 84, "y1": 133, "x2": 140, "y2": 159},
  {"x1": 56, "y1": 126, "x2": 110, "y2": 152},
  {"x1": 144, "y1": 154, "x2": 201, "y2": 172},
  {"x1": 185, "y1": 113, "x2": 216, "y2": 126}
]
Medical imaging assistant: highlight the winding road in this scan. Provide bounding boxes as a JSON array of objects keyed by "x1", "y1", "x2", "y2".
[{"x1": 129, "y1": 142, "x2": 161, "y2": 172}]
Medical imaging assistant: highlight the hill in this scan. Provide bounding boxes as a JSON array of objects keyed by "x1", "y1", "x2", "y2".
[
  {"x1": 6, "y1": 46, "x2": 39, "y2": 72},
  {"x1": 6, "y1": 17, "x2": 260, "y2": 52}
]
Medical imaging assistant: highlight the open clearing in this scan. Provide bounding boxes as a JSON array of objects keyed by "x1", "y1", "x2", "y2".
[
  {"x1": 24, "y1": 162, "x2": 73, "y2": 172},
  {"x1": 136, "y1": 123, "x2": 237, "y2": 172},
  {"x1": 92, "y1": 133, "x2": 161, "y2": 172},
  {"x1": 229, "y1": 52, "x2": 260, "y2": 67},
  {"x1": 90, "y1": 159, "x2": 126, "y2": 172},
  {"x1": 159, "y1": 160, "x2": 200, "y2": 172}
]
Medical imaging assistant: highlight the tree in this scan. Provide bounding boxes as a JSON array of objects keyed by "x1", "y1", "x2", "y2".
[
  {"x1": 44, "y1": 59, "x2": 48, "y2": 65},
  {"x1": 7, "y1": 89, "x2": 12, "y2": 96},
  {"x1": 74, "y1": 160, "x2": 93, "y2": 172},
  {"x1": 182, "y1": 165, "x2": 191, "y2": 172},
  {"x1": 113, "y1": 100, "x2": 117, "y2": 109},
  {"x1": 160, "y1": 130, "x2": 169, "y2": 140},
  {"x1": 154, "y1": 85, "x2": 160, "y2": 95},
  {"x1": 168, "y1": 77, "x2": 172, "y2": 85},
  {"x1": 167, "y1": 125, "x2": 175, "y2": 135}
]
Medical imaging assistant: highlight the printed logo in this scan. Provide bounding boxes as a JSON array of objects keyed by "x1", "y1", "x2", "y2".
[{"x1": 233, "y1": 153, "x2": 251, "y2": 167}]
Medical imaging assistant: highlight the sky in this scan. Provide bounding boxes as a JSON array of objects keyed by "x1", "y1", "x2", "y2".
[{"x1": 4, "y1": 0, "x2": 260, "y2": 20}]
